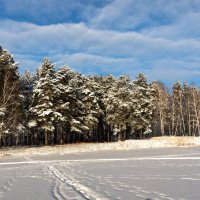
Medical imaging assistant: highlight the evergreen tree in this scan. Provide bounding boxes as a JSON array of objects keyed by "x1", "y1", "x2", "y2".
[
  {"x1": 112, "y1": 76, "x2": 132, "y2": 141},
  {"x1": 68, "y1": 74, "x2": 99, "y2": 142},
  {"x1": 19, "y1": 70, "x2": 36, "y2": 145},
  {"x1": 98, "y1": 75, "x2": 117, "y2": 141},
  {"x1": 55, "y1": 66, "x2": 85, "y2": 144},
  {"x1": 131, "y1": 74, "x2": 155, "y2": 139},
  {"x1": 29, "y1": 58, "x2": 62, "y2": 145},
  {"x1": 80, "y1": 76, "x2": 99, "y2": 140}
]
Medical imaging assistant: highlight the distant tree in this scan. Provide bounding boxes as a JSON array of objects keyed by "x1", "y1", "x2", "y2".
[
  {"x1": 68, "y1": 74, "x2": 100, "y2": 142},
  {"x1": 131, "y1": 74, "x2": 156, "y2": 139},
  {"x1": 29, "y1": 58, "x2": 62, "y2": 145},
  {"x1": 182, "y1": 83, "x2": 192, "y2": 136},
  {"x1": 19, "y1": 70, "x2": 36, "y2": 145},
  {"x1": 79, "y1": 76, "x2": 100, "y2": 140},
  {"x1": 171, "y1": 82, "x2": 185, "y2": 136},
  {"x1": 152, "y1": 82, "x2": 170, "y2": 136},
  {"x1": 0, "y1": 46, "x2": 21, "y2": 146},
  {"x1": 97, "y1": 75, "x2": 118, "y2": 141},
  {"x1": 113, "y1": 75, "x2": 132, "y2": 141},
  {"x1": 190, "y1": 86, "x2": 200, "y2": 136},
  {"x1": 54, "y1": 66, "x2": 76, "y2": 144}
]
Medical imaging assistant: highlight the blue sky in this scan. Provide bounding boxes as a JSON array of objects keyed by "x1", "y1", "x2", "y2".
[{"x1": 1, "y1": 0, "x2": 200, "y2": 85}]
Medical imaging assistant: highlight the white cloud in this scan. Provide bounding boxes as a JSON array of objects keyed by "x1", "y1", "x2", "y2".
[
  {"x1": 1, "y1": 16, "x2": 200, "y2": 83},
  {"x1": 1, "y1": 19, "x2": 198, "y2": 55},
  {"x1": 89, "y1": 0, "x2": 200, "y2": 32},
  {"x1": 54, "y1": 53, "x2": 138, "y2": 75},
  {"x1": 142, "y1": 12, "x2": 200, "y2": 40},
  {"x1": 89, "y1": 0, "x2": 177, "y2": 30}
]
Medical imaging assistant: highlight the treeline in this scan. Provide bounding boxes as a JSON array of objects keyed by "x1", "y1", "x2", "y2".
[{"x1": 0, "y1": 47, "x2": 200, "y2": 147}]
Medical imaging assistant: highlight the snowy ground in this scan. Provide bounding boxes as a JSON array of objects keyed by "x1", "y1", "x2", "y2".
[
  {"x1": 0, "y1": 136, "x2": 200, "y2": 158},
  {"x1": 1, "y1": 147, "x2": 200, "y2": 199}
]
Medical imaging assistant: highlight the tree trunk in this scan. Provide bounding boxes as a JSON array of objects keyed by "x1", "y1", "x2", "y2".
[
  {"x1": 45, "y1": 129, "x2": 48, "y2": 145},
  {"x1": 139, "y1": 130, "x2": 143, "y2": 139},
  {"x1": 60, "y1": 125, "x2": 64, "y2": 145}
]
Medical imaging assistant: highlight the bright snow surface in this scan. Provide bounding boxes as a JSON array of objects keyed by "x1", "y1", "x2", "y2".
[
  {"x1": 1, "y1": 138, "x2": 200, "y2": 199},
  {"x1": 1, "y1": 146, "x2": 200, "y2": 199}
]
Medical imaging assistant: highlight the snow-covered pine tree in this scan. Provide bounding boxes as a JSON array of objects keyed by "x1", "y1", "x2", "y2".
[
  {"x1": 114, "y1": 75, "x2": 132, "y2": 140},
  {"x1": 92, "y1": 75, "x2": 133, "y2": 142},
  {"x1": 66, "y1": 73, "x2": 99, "y2": 142},
  {"x1": 131, "y1": 73, "x2": 156, "y2": 139},
  {"x1": 102, "y1": 75, "x2": 132, "y2": 141},
  {"x1": 29, "y1": 58, "x2": 62, "y2": 145},
  {"x1": 19, "y1": 70, "x2": 36, "y2": 145},
  {"x1": 88, "y1": 75, "x2": 106, "y2": 142},
  {"x1": 65, "y1": 72, "x2": 86, "y2": 142},
  {"x1": 55, "y1": 66, "x2": 78, "y2": 144},
  {"x1": 80, "y1": 76, "x2": 99, "y2": 141},
  {"x1": 0, "y1": 46, "x2": 21, "y2": 146},
  {"x1": 96, "y1": 75, "x2": 117, "y2": 142}
]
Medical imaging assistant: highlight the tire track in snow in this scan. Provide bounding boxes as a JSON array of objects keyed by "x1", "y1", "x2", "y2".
[
  {"x1": 56, "y1": 163, "x2": 179, "y2": 200},
  {"x1": 52, "y1": 179, "x2": 68, "y2": 200},
  {"x1": 48, "y1": 165, "x2": 108, "y2": 200},
  {"x1": 23, "y1": 156, "x2": 70, "y2": 200}
]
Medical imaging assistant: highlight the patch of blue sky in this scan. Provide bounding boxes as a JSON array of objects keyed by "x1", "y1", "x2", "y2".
[
  {"x1": 0, "y1": 0, "x2": 200, "y2": 85},
  {"x1": 0, "y1": 0, "x2": 112, "y2": 25}
]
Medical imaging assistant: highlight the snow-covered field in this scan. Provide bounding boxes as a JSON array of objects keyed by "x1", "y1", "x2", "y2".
[
  {"x1": 1, "y1": 136, "x2": 200, "y2": 158},
  {"x1": 1, "y1": 141, "x2": 200, "y2": 199}
]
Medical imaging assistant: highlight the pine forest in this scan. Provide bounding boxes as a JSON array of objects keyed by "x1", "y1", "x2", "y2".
[{"x1": 1, "y1": 46, "x2": 200, "y2": 147}]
